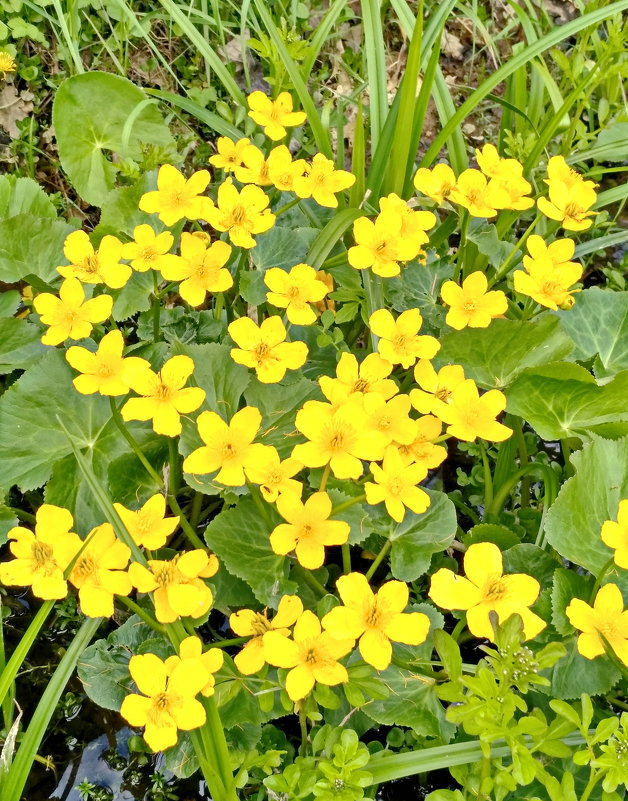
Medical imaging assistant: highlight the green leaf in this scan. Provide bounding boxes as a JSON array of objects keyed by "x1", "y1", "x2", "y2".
[
  {"x1": 0, "y1": 507, "x2": 18, "y2": 547},
  {"x1": 0, "y1": 215, "x2": 74, "y2": 283},
  {"x1": 545, "y1": 435, "x2": 628, "y2": 588},
  {"x1": 506, "y1": 364, "x2": 628, "y2": 439},
  {"x1": 53, "y1": 72, "x2": 175, "y2": 206},
  {"x1": 385, "y1": 258, "x2": 452, "y2": 331},
  {"x1": 328, "y1": 489, "x2": 371, "y2": 546},
  {"x1": 502, "y1": 544, "x2": 559, "y2": 587},
  {"x1": 436, "y1": 316, "x2": 574, "y2": 389},
  {"x1": 466, "y1": 222, "x2": 512, "y2": 268},
  {"x1": 590, "y1": 122, "x2": 628, "y2": 162},
  {"x1": 0, "y1": 175, "x2": 57, "y2": 220},
  {"x1": 558, "y1": 288, "x2": 628, "y2": 377},
  {"x1": 0, "y1": 291, "x2": 20, "y2": 317},
  {"x1": 548, "y1": 638, "x2": 620, "y2": 700},
  {"x1": 390, "y1": 490, "x2": 457, "y2": 581},
  {"x1": 250, "y1": 226, "x2": 318, "y2": 271},
  {"x1": 463, "y1": 523, "x2": 521, "y2": 550},
  {"x1": 239, "y1": 270, "x2": 268, "y2": 306},
  {"x1": 0, "y1": 318, "x2": 46, "y2": 374},
  {"x1": 163, "y1": 734, "x2": 199, "y2": 778},
  {"x1": 111, "y1": 270, "x2": 155, "y2": 321},
  {"x1": 551, "y1": 568, "x2": 593, "y2": 636},
  {"x1": 95, "y1": 173, "x2": 163, "y2": 239}
]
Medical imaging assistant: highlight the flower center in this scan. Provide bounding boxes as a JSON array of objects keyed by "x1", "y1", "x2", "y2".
[
  {"x1": 462, "y1": 299, "x2": 477, "y2": 312},
  {"x1": 329, "y1": 432, "x2": 344, "y2": 451},
  {"x1": 97, "y1": 361, "x2": 115, "y2": 378},
  {"x1": 365, "y1": 603, "x2": 381, "y2": 628},
  {"x1": 304, "y1": 647, "x2": 318, "y2": 665},
  {"x1": 466, "y1": 189, "x2": 481, "y2": 204},
  {"x1": 542, "y1": 281, "x2": 561, "y2": 296},
  {"x1": 435, "y1": 387, "x2": 451, "y2": 401},
  {"x1": 299, "y1": 524, "x2": 314, "y2": 540},
  {"x1": 287, "y1": 285, "x2": 301, "y2": 300},
  {"x1": 74, "y1": 555, "x2": 97, "y2": 579},
  {"x1": 388, "y1": 477, "x2": 404, "y2": 496},
  {"x1": 32, "y1": 541, "x2": 54, "y2": 568},
  {"x1": 154, "y1": 563, "x2": 177, "y2": 588},
  {"x1": 352, "y1": 378, "x2": 370, "y2": 392},
  {"x1": 392, "y1": 334, "x2": 408, "y2": 351},
  {"x1": 254, "y1": 342, "x2": 271, "y2": 362},
  {"x1": 155, "y1": 381, "x2": 172, "y2": 401},
  {"x1": 222, "y1": 440, "x2": 238, "y2": 460},
  {"x1": 154, "y1": 692, "x2": 170, "y2": 710},
  {"x1": 598, "y1": 620, "x2": 617, "y2": 639},
  {"x1": 141, "y1": 247, "x2": 156, "y2": 262},
  {"x1": 231, "y1": 205, "x2": 247, "y2": 225},
  {"x1": 250, "y1": 614, "x2": 273, "y2": 636},
  {"x1": 376, "y1": 415, "x2": 392, "y2": 431},
  {"x1": 82, "y1": 254, "x2": 100, "y2": 274},
  {"x1": 484, "y1": 580, "x2": 507, "y2": 601},
  {"x1": 564, "y1": 202, "x2": 582, "y2": 218}
]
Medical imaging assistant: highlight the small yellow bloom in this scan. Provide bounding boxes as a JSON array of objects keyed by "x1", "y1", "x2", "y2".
[
  {"x1": 205, "y1": 178, "x2": 275, "y2": 249},
  {"x1": 34, "y1": 277, "x2": 113, "y2": 346},
  {"x1": 429, "y1": 542, "x2": 546, "y2": 641},
  {"x1": 293, "y1": 154, "x2": 355, "y2": 208},
  {"x1": 489, "y1": 175, "x2": 534, "y2": 211},
  {"x1": 269, "y1": 491, "x2": 350, "y2": 569},
  {"x1": 159, "y1": 232, "x2": 233, "y2": 307},
  {"x1": 395, "y1": 415, "x2": 447, "y2": 469},
  {"x1": 513, "y1": 235, "x2": 583, "y2": 310},
  {"x1": 0, "y1": 505, "x2": 81, "y2": 600},
  {"x1": 264, "y1": 263, "x2": 328, "y2": 325},
  {"x1": 537, "y1": 156, "x2": 598, "y2": 231},
  {"x1": 266, "y1": 145, "x2": 307, "y2": 192},
  {"x1": 413, "y1": 163, "x2": 456, "y2": 204},
  {"x1": 475, "y1": 144, "x2": 523, "y2": 180},
  {"x1": 230, "y1": 595, "x2": 303, "y2": 675},
  {"x1": 319, "y1": 352, "x2": 397, "y2": 407},
  {"x1": 139, "y1": 165, "x2": 213, "y2": 227},
  {"x1": 0, "y1": 51, "x2": 17, "y2": 76},
  {"x1": 164, "y1": 636, "x2": 224, "y2": 697},
  {"x1": 379, "y1": 193, "x2": 436, "y2": 245},
  {"x1": 362, "y1": 393, "x2": 416, "y2": 447},
  {"x1": 244, "y1": 445, "x2": 302, "y2": 503},
  {"x1": 234, "y1": 144, "x2": 274, "y2": 186},
  {"x1": 430, "y1": 379, "x2": 512, "y2": 442},
  {"x1": 228, "y1": 316, "x2": 308, "y2": 383},
  {"x1": 449, "y1": 169, "x2": 505, "y2": 218},
  {"x1": 121, "y1": 355, "x2": 206, "y2": 437},
  {"x1": 441, "y1": 272, "x2": 508, "y2": 330},
  {"x1": 293, "y1": 400, "x2": 387, "y2": 479},
  {"x1": 120, "y1": 653, "x2": 207, "y2": 752},
  {"x1": 601, "y1": 500, "x2": 628, "y2": 570},
  {"x1": 566, "y1": 584, "x2": 628, "y2": 666},
  {"x1": 348, "y1": 211, "x2": 422, "y2": 278},
  {"x1": 69, "y1": 523, "x2": 132, "y2": 618},
  {"x1": 209, "y1": 137, "x2": 251, "y2": 172},
  {"x1": 369, "y1": 308, "x2": 440, "y2": 368},
  {"x1": 113, "y1": 493, "x2": 179, "y2": 550},
  {"x1": 322, "y1": 573, "x2": 430, "y2": 670},
  {"x1": 410, "y1": 360, "x2": 467, "y2": 416},
  {"x1": 58, "y1": 230, "x2": 130, "y2": 288},
  {"x1": 247, "y1": 91, "x2": 307, "y2": 141},
  {"x1": 263, "y1": 610, "x2": 354, "y2": 701},
  {"x1": 365, "y1": 445, "x2": 430, "y2": 522},
  {"x1": 128, "y1": 550, "x2": 218, "y2": 623},
  {"x1": 121, "y1": 225, "x2": 181, "y2": 273},
  {"x1": 183, "y1": 406, "x2": 264, "y2": 486},
  {"x1": 66, "y1": 330, "x2": 150, "y2": 396}
]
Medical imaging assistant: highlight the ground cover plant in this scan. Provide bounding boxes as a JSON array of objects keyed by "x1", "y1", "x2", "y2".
[{"x1": 0, "y1": 1, "x2": 628, "y2": 799}]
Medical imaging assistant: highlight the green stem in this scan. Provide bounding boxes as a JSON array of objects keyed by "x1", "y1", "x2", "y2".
[
  {"x1": 453, "y1": 211, "x2": 469, "y2": 283},
  {"x1": 292, "y1": 563, "x2": 327, "y2": 598},
  {"x1": 166, "y1": 439, "x2": 206, "y2": 550},
  {"x1": 513, "y1": 417, "x2": 530, "y2": 508},
  {"x1": 274, "y1": 196, "x2": 301, "y2": 217},
  {"x1": 109, "y1": 397, "x2": 164, "y2": 488},
  {"x1": 0, "y1": 601, "x2": 54, "y2": 708},
  {"x1": 299, "y1": 704, "x2": 309, "y2": 756},
  {"x1": 206, "y1": 636, "x2": 248, "y2": 649},
  {"x1": 319, "y1": 463, "x2": 331, "y2": 493},
  {"x1": 247, "y1": 482, "x2": 273, "y2": 527},
  {"x1": 189, "y1": 491, "x2": 204, "y2": 530},
  {"x1": 118, "y1": 596, "x2": 166, "y2": 634},
  {"x1": 361, "y1": 269, "x2": 383, "y2": 350},
  {"x1": 488, "y1": 213, "x2": 540, "y2": 288},
  {"x1": 589, "y1": 557, "x2": 616, "y2": 603},
  {"x1": 214, "y1": 291, "x2": 225, "y2": 322},
  {"x1": 478, "y1": 441, "x2": 493, "y2": 516},
  {"x1": 579, "y1": 771, "x2": 603, "y2": 801},
  {"x1": 152, "y1": 272, "x2": 161, "y2": 342},
  {"x1": 331, "y1": 494, "x2": 367, "y2": 515},
  {"x1": 7, "y1": 507, "x2": 36, "y2": 524},
  {"x1": 365, "y1": 538, "x2": 392, "y2": 580},
  {"x1": 341, "y1": 543, "x2": 352, "y2": 574},
  {"x1": 451, "y1": 615, "x2": 467, "y2": 643}
]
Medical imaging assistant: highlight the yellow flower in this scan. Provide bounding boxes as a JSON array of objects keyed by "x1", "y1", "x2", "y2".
[
  {"x1": 120, "y1": 225, "x2": 181, "y2": 273},
  {"x1": 269, "y1": 492, "x2": 350, "y2": 569},
  {"x1": 244, "y1": 445, "x2": 303, "y2": 503},
  {"x1": 378, "y1": 193, "x2": 436, "y2": 252},
  {"x1": 369, "y1": 308, "x2": 440, "y2": 368},
  {"x1": 413, "y1": 163, "x2": 456, "y2": 204},
  {"x1": 264, "y1": 263, "x2": 329, "y2": 325},
  {"x1": 247, "y1": 91, "x2": 307, "y2": 140},
  {"x1": 121, "y1": 354, "x2": 206, "y2": 437},
  {"x1": 513, "y1": 235, "x2": 583, "y2": 310},
  {"x1": 33, "y1": 277, "x2": 113, "y2": 346},
  {"x1": 365, "y1": 445, "x2": 430, "y2": 522},
  {"x1": 322, "y1": 573, "x2": 430, "y2": 670},
  {"x1": 57, "y1": 230, "x2": 130, "y2": 288},
  {"x1": 65, "y1": 330, "x2": 150, "y2": 396},
  {"x1": 601, "y1": 500, "x2": 628, "y2": 570},
  {"x1": 234, "y1": 144, "x2": 274, "y2": 186},
  {"x1": 139, "y1": 165, "x2": 213, "y2": 227},
  {"x1": 0, "y1": 51, "x2": 17, "y2": 76},
  {"x1": 266, "y1": 145, "x2": 307, "y2": 192},
  {"x1": 113, "y1": 493, "x2": 179, "y2": 550},
  {"x1": 120, "y1": 653, "x2": 207, "y2": 752},
  {"x1": 566, "y1": 584, "x2": 628, "y2": 666},
  {"x1": 69, "y1": 523, "x2": 132, "y2": 618},
  {"x1": 293, "y1": 400, "x2": 387, "y2": 479},
  {"x1": 0, "y1": 505, "x2": 81, "y2": 600},
  {"x1": 489, "y1": 175, "x2": 534, "y2": 211},
  {"x1": 293, "y1": 154, "x2": 355, "y2": 208},
  {"x1": 128, "y1": 550, "x2": 218, "y2": 623},
  {"x1": 395, "y1": 415, "x2": 447, "y2": 469},
  {"x1": 429, "y1": 542, "x2": 546, "y2": 641},
  {"x1": 209, "y1": 137, "x2": 251, "y2": 172},
  {"x1": 475, "y1": 144, "x2": 523, "y2": 178},
  {"x1": 430, "y1": 379, "x2": 512, "y2": 442},
  {"x1": 228, "y1": 316, "x2": 308, "y2": 383},
  {"x1": 230, "y1": 595, "x2": 303, "y2": 675},
  {"x1": 537, "y1": 156, "x2": 597, "y2": 231},
  {"x1": 159, "y1": 232, "x2": 233, "y2": 307},
  {"x1": 183, "y1": 406, "x2": 264, "y2": 486},
  {"x1": 410, "y1": 360, "x2": 467, "y2": 415},
  {"x1": 441, "y1": 272, "x2": 508, "y2": 330},
  {"x1": 362, "y1": 393, "x2": 416, "y2": 447},
  {"x1": 319, "y1": 352, "x2": 397, "y2": 407},
  {"x1": 348, "y1": 211, "x2": 422, "y2": 278},
  {"x1": 449, "y1": 169, "x2": 505, "y2": 218},
  {"x1": 263, "y1": 610, "x2": 354, "y2": 701},
  {"x1": 164, "y1": 636, "x2": 224, "y2": 697},
  {"x1": 205, "y1": 178, "x2": 275, "y2": 249}
]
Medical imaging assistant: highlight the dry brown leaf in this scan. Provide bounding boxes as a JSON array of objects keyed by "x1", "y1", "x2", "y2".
[
  {"x1": 441, "y1": 30, "x2": 465, "y2": 60},
  {"x1": 0, "y1": 84, "x2": 34, "y2": 139}
]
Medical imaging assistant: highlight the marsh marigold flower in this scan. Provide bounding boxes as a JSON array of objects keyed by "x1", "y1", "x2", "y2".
[
  {"x1": 230, "y1": 595, "x2": 303, "y2": 675},
  {"x1": 513, "y1": 235, "x2": 582, "y2": 310},
  {"x1": 58, "y1": 230, "x2": 131, "y2": 288},
  {"x1": 429, "y1": 542, "x2": 546, "y2": 641},
  {"x1": 244, "y1": 445, "x2": 302, "y2": 503},
  {"x1": 165, "y1": 636, "x2": 224, "y2": 697},
  {"x1": 205, "y1": 178, "x2": 275, "y2": 249},
  {"x1": 209, "y1": 136, "x2": 250, "y2": 172},
  {"x1": 348, "y1": 211, "x2": 421, "y2": 278},
  {"x1": 113, "y1": 493, "x2": 179, "y2": 550},
  {"x1": 264, "y1": 263, "x2": 329, "y2": 325},
  {"x1": 129, "y1": 550, "x2": 218, "y2": 623},
  {"x1": 293, "y1": 154, "x2": 355, "y2": 208},
  {"x1": 69, "y1": 523, "x2": 132, "y2": 618},
  {"x1": 0, "y1": 51, "x2": 16, "y2": 76},
  {"x1": 270, "y1": 491, "x2": 350, "y2": 569},
  {"x1": 121, "y1": 653, "x2": 207, "y2": 751},
  {"x1": 34, "y1": 277, "x2": 113, "y2": 346},
  {"x1": 323, "y1": 573, "x2": 430, "y2": 670},
  {"x1": 319, "y1": 352, "x2": 397, "y2": 407},
  {"x1": 121, "y1": 355, "x2": 205, "y2": 437},
  {"x1": 362, "y1": 393, "x2": 416, "y2": 448},
  {"x1": 537, "y1": 156, "x2": 597, "y2": 231},
  {"x1": 0, "y1": 505, "x2": 81, "y2": 600},
  {"x1": 413, "y1": 163, "x2": 456, "y2": 204},
  {"x1": 449, "y1": 169, "x2": 505, "y2": 218},
  {"x1": 264, "y1": 610, "x2": 354, "y2": 701},
  {"x1": 410, "y1": 360, "x2": 466, "y2": 416},
  {"x1": 266, "y1": 145, "x2": 307, "y2": 192},
  {"x1": 379, "y1": 193, "x2": 436, "y2": 245},
  {"x1": 441, "y1": 272, "x2": 508, "y2": 330},
  {"x1": 247, "y1": 91, "x2": 306, "y2": 140},
  {"x1": 365, "y1": 445, "x2": 430, "y2": 523},
  {"x1": 566, "y1": 584, "x2": 628, "y2": 666},
  {"x1": 430, "y1": 379, "x2": 512, "y2": 442},
  {"x1": 228, "y1": 316, "x2": 308, "y2": 383},
  {"x1": 395, "y1": 415, "x2": 447, "y2": 469},
  {"x1": 369, "y1": 308, "x2": 440, "y2": 368},
  {"x1": 234, "y1": 144, "x2": 273, "y2": 187},
  {"x1": 139, "y1": 165, "x2": 213, "y2": 227},
  {"x1": 476, "y1": 144, "x2": 523, "y2": 180},
  {"x1": 66, "y1": 330, "x2": 150, "y2": 396},
  {"x1": 183, "y1": 406, "x2": 264, "y2": 486},
  {"x1": 159, "y1": 232, "x2": 233, "y2": 307},
  {"x1": 121, "y1": 225, "x2": 181, "y2": 273},
  {"x1": 601, "y1": 500, "x2": 628, "y2": 569}
]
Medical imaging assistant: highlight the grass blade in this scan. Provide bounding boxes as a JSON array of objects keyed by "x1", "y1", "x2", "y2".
[
  {"x1": 307, "y1": 208, "x2": 364, "y2": 269},
  {"x1": 147, "y1": 89, "x2": 244, "y2": 139},
  {"x1": 361, "y1": 0, "x2": 388, "y2": 151},
  {"x1": 302, "y1": 0, "x2": 349, "y2": 78}
]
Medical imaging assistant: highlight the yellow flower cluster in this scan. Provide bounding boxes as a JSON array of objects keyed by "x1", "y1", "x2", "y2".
[{"x1": 513, "y1": 235, "x2": 583, "y2": 310}]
